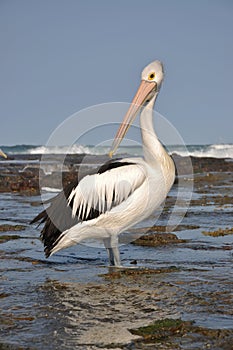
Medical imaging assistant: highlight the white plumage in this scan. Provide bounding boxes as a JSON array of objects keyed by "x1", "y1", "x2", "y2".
[{"x1": 68, "y1": 162, "x2": 145, "y2": 220}]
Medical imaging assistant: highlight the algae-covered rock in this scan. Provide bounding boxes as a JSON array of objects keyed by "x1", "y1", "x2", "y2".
[
  {"x1": 132, "y1": 232, "x2": 186, "y2": 247},
  {"x1": 130, "y1": 318, "x2": 192, "y2": 341},
  {"x1": 0, "y1": 235, "x2": 21, "y2": 244},
  {"x1": 130, "y1": 318, "x2": 233, "y2": 348},
  {"x1": 202, "y1": 227, "x2": 233, "y2": 236},
  {"x1": 0, "y1": 225, "x2": 26, "y2": 243},
  {"x1": 100, "y1": 266, "x2": 179, "y2": 280},
  {"x1": 0, "y1": 224, "x2": 26, "y2": 232}
]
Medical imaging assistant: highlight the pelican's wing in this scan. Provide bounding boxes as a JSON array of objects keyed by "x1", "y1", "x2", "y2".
[
  {"x1": 31, "y1": 159, "x2": 145, "y2": 257},
  {"x1": 68, "y1": 161, "x2": 146, "y2": 221}
]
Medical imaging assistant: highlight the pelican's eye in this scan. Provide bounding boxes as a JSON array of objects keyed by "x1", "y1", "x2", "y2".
[{"x1": 148, "y1": 72, "x2": 155, "y2": 81}]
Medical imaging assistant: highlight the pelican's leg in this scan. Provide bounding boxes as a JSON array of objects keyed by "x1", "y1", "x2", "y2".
[
  {"x1": 110, "y1": 246, "x2": 121, "y2": 266},
  {"x1": 104, "y1": 236, "x2": 121, "y2": 267}
]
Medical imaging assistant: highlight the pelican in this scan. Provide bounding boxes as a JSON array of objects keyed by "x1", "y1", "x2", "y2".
[{"x1": 31, "y1": 60, "x2": 175, "y2": 266}]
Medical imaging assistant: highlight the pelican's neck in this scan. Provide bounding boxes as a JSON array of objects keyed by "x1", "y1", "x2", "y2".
[
  {"x1": 140, "y1": 95, "x2": 175, "y2": 189},
  {"x1": 140, "y1": 94, "x2": 163, "y2": 162}
]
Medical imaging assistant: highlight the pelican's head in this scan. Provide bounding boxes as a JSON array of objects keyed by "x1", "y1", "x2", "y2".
[
  {"x1": 141, "y1": 60, "x2": 164, "y2": 90},
  {"x1": 109, "y1": 60, "x2": 164, "y2": 157}
]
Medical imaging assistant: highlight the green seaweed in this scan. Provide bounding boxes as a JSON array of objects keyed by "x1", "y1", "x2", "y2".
[
  {"x1": 130, "y1": 318, "x2": 233, "y2": 347},
  {"x1": 130, "y1": 318, "x2": 192, "y2": 341}
]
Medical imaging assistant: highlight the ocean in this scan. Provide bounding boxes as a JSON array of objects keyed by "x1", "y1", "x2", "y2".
[{"x1": 1, "y1": 143, "x2": 233, "y2": 159}]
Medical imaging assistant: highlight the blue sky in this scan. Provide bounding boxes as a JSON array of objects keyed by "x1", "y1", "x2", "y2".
[{"x1": 0, "y1": 0, "x2": 233, "y2": 145}]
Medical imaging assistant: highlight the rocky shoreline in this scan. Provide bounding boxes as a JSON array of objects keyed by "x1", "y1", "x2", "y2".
[
  {"x1": 0, "y1": 153, "x2": 233, "y2": 349},
  {"x1": 0, "y1": 153, "x2": 232, "y2": 194}
]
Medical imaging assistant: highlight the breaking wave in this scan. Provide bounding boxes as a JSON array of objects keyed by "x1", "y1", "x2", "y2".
[{"x1": 1, "y1": 144, "x2": 233, "y2": 159}]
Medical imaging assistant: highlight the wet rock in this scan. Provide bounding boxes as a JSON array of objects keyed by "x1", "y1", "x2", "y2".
[
  {"x1": 0, "y1": 224, "x2": 25, "y2": 244},
  {"x1": 149, "y1": 224, "x2": 199, "y2": 232},
  {"x1": 130, "y1": 318, "x2": 192, "y2": 341},
  {"x1": 132, "y1": 232, "x2": 186, "y2": 247},
  {"x1": 172, "y1": 154, "x2": 233, "y2": 174},
  {"x1": 202, "y1": 227, "x2": 233, "y2": 236},
  {"x1": 129, "y1": 318, "x2": 233, "y2": 349},
  {"x1": 130, "y1": 259, "x2": 137, "y2": 265},
  {"x1": 0, "y1": 225, "x2": 26, "y2": 232},
  {"x1": 1, "y1": 153, "x2": 233, "y2": 194},
  {"x1": 101, "y1": 266, "x2": 179, "y2": 280},
  {"x1": 0, "y1": 235, "x2": 21, "y2": 244},
  {"x1": 0, "y1": 293, "x2": 10, "y2": 299},
  {"x1": 0, "y1": 173, "x2": 40, "y2": 194}
]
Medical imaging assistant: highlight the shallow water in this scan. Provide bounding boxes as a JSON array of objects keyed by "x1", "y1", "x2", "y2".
[{"x1": 0, "y1": 174, "x2": 233, "y2": 349}]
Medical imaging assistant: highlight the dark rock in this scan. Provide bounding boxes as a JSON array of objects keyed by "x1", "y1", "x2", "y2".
[
  {"x1": 0, "y1": 153, "x2": 233, "y2": 194},
  {"x1": 132, "y1": 232, "x2": 186, "y2": 247}
]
